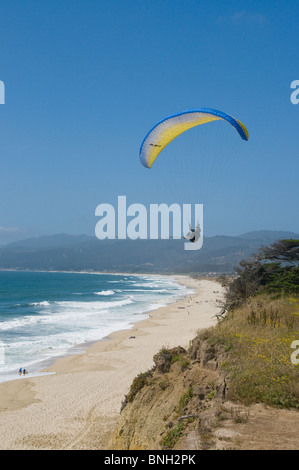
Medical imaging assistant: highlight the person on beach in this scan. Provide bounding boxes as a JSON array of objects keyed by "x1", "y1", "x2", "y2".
[
  {"x1": 23, "y1": 368, "x2": 27, "y2": 375},
  {"x1": 19, "y1": 367, "x2": 22, "y2": 375}
]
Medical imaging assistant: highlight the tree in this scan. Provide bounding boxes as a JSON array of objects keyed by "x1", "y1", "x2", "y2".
[
  {"x1": 222, "y1": 239, "x2": 299, "y2": 313},
  {"x1": 257, "y1": 239, "x2": 299, "y2": 265}
]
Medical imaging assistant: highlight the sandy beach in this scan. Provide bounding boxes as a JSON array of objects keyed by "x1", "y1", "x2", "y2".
[{"x1": 0, "y1": 275, "x2": 224, "y2": 450}]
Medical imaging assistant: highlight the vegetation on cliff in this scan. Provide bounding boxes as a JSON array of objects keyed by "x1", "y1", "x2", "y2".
[
  {"x1": 213, "y1": 239, "x2": 299, "y2": 408},
  {"x1": 108, "y1": 240, "x2": 299, "y2": 450},
  {"x1": 222, "y1": 238, "x2": 299, "y2": 312}
]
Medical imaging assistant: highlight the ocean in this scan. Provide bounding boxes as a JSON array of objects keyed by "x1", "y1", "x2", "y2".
[{"x1": 0, "y1": 271, "x2": 189, "y2": 383}]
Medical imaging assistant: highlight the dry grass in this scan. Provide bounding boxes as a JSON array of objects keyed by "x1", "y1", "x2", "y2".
[{"x1": 206, "y1": 294, "x2": 299, "y2": 408}]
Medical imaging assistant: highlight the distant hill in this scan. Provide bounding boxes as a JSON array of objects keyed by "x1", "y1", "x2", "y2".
[
  {"x1": 238, "y1": 230, "x2": 299, "y2": 241},
  {"x1": 0, "y1": 231, "x2": 298, "y2": 274},
  {"x1": 5, "y1": 233, "x2": 93, "y2": 250}
]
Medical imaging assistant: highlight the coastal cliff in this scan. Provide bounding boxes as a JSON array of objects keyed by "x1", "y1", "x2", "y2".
[
  {"x1": 108, "y1": 335, "x2": 229, "y2": 450},
  {"x1": 108, "y1": 291, "x2": 299, "y2": 450}
]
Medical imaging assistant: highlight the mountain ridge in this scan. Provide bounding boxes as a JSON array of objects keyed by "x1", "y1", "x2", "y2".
[{"x1": 0, "y1": 231, "x2": 298, "y2": 274}]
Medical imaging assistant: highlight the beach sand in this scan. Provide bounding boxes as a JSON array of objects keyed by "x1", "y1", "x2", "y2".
[{"x1": 0, "y1": 276, "x2": 224, "y2": 450}]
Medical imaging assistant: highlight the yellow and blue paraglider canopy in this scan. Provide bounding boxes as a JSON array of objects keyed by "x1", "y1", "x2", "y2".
[{"x1": 139, "y1": 108, "x2": 249, "y2": 169}]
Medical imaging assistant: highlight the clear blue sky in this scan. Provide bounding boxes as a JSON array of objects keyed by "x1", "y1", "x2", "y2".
[{"x1": 0, "y1": 0, "x2": 298, "y2": 244}]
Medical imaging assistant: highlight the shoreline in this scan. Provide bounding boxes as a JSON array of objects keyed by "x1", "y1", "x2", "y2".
[
  {"x1": 0, "y1": 275, "x2": 224, "y2": 450},
  {"x1": 0, "y1": 271, "x2": 189, "y2": 385}
]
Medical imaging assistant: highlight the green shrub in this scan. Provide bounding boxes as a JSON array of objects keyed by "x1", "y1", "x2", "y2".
[
  {"x1": 160, "y1": 422, "x2": 185, "y2": 449},
  {"x1": 126, "y1": 369, "x2": 153, "y2": 403}
]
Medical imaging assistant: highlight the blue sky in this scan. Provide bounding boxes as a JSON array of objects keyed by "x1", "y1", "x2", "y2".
[{"x1": 0, "y1": 0, "x2": 298, "y2": 243}]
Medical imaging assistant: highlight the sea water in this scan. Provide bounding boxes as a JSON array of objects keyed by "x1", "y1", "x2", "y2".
[{"x1": 0, "y1": 271, "x2": 190, "y2": 383}]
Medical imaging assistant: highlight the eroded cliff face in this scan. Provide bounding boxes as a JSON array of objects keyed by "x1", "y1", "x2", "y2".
[
  {"x1": 108, "y1": 317, "x2": 299, "y2": 451},
  {"x1": 108, "y1": 337, "x2": 228, "y2": 450}
]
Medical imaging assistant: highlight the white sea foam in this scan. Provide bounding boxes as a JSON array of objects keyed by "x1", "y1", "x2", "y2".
[
  {"x1": 55, "y1": 297, "x2": 134, "y2": 310},
  {"x1": 30, "y1": 301, "x2": 50, "y2": 306},
  {"x1": 93, "y1": 290, "x2": 115, "y2": 296},
  {"x1": 0, "y1": 273, "x2": 187, "y2": 383}
]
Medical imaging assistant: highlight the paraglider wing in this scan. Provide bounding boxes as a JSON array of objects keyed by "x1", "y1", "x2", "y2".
[{"x1": 139, "y1": 108, "x2": 249, "y2": 169}]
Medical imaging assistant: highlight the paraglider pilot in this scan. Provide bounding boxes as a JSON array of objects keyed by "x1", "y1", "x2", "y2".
[{"x1": 184, "y1": 224, "x2": 201, "y2": 243}]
